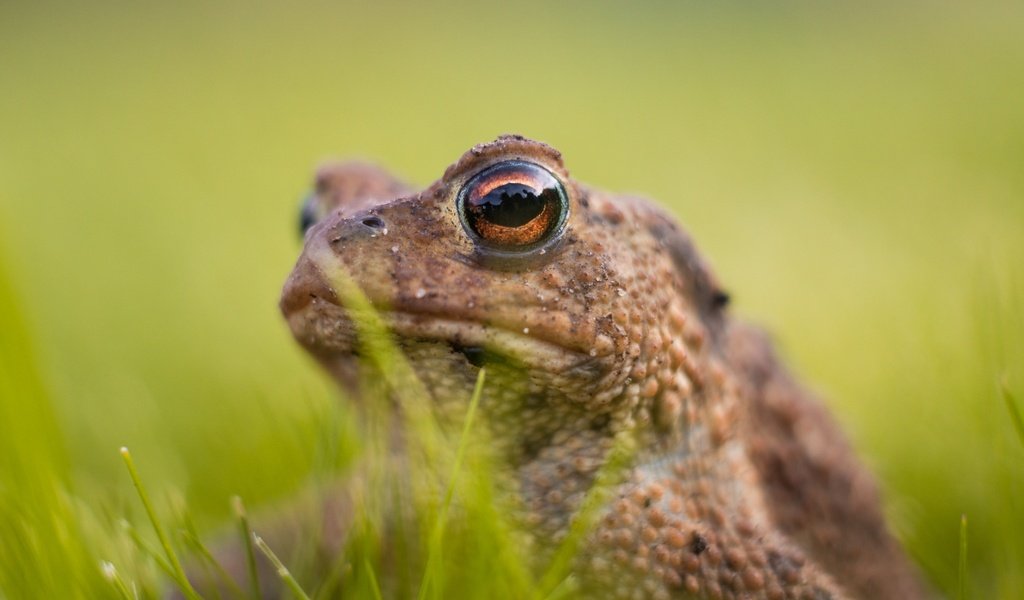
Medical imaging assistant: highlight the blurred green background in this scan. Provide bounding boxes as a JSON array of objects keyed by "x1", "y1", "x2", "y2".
[{"x1": 1, "y1": 1, "x2": 1022, "y2": 597}]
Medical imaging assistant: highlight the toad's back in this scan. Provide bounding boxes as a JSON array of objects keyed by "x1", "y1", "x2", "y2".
[{"x1": 277, "y1": 135, "x2": 927, "y2": 599}]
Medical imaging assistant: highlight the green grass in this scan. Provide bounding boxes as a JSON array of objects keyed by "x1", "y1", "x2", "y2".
[
  {"x1": 1, "y1": 1, "x2": 1023, "y2": 598},
  {"x1": 959, "y1": 514, "x2": 969, "y2": 600},
  {"x1": 0, "y1": 259, "x2": 107, "y2": 598}
]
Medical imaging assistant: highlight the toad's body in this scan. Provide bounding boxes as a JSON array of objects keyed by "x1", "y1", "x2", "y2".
[{"x1": 276, "y1": 136, "x2": 925, "y2": 599}]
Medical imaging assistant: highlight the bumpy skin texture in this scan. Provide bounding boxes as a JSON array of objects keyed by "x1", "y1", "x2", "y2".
[{"x1": 279, "y1": 135, "x2": 926, "y2": 600}]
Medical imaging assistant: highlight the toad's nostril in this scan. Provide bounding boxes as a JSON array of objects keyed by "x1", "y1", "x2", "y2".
[
  {"x1": 361, "y1": 216, "x2": 385, "y2": 229},
  {"x1": 711, "y1": 290, "x2": 730, "y2": 310}
]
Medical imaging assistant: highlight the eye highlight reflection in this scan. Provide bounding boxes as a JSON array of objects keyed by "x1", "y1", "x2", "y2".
[{"x1": 457, "y1": 161, "x2": 569, "y2": 252}]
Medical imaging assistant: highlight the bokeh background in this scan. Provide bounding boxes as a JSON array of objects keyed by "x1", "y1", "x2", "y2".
[{"x1": 1, "y1": 1, "x2": 1022, "y2": 598}]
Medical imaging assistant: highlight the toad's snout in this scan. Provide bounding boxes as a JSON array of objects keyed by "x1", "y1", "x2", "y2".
[
  {"x1": 279, "y1": 248, "x2": 338, "y2": 318},
  {"x1": 282, "y1": 210, "x2": 394, "y2": 318}
]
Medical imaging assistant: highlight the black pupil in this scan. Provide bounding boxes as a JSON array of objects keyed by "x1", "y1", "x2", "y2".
[{"x1": 473, "y1": 183, "x2": 550, "y2": 227}]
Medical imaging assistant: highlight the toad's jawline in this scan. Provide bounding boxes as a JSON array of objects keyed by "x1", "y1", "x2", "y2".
[{"x1": 292, "y1": 235, "x2": 607, "y2": 373}]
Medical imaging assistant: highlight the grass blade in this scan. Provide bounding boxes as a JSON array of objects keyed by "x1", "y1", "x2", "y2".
[
  {"x1": 179, "y1": 529, "x2": 240, "y2": 599},
  {"x1": 121, "y1": 518, "x2": 174, "y2": 580},
  {"x1": 101, "y1": 561, "x2": 138, "y2": 600},
  {"x1": 364, "y1": 558, "x2": 383, "y2": 600},
  {"x1": 119, "y1": 447, "x2": 200, "y2": 600},
  {"x1": 232, "y1": 496, "x2": 262, "y2": 600},
  {"x1": 958, "y1": 514, "x2": 968, "y2": 600},
  {"x1": 417, "y1": 368, "x2": 487, "y2": 600},
  {"x1": 1000, "y1": 376, "x2": 1024, "y2": 449},
  {"x1": 253, "y1": 533, "x2": 312, "y2": 600},
  {"x1": 536, "y1": 430, "x2": 636, "y2": 598}
]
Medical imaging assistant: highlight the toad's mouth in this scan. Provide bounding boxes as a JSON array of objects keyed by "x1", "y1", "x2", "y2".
[
  {"x1": 285, "y1": 297, "x2": 599, "y2": 376},
  {"x1": 282, "y1": 236, "x2": 608, "y2": 380}
]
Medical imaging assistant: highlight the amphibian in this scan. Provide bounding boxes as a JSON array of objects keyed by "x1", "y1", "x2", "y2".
[{"x1": 278, "y1": 135, "x2": 925, "y2": 599}]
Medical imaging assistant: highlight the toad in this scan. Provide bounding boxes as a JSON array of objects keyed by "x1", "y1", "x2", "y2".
[{"x1": 278, "y1": 135, "x2": 926, "y2": 599}]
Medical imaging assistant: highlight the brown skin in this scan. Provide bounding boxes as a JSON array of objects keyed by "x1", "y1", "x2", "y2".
[{"x1": 275, "y1": 135, "x2": 926, "y2": 599}]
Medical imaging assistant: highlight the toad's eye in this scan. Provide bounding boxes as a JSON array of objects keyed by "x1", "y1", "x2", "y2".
[
  {"x1": 298, "y1": 193, "x2": 328, "y2": 237},
  {"x1": 457, "y1": 161, "x2": 569, "y2": 251}
]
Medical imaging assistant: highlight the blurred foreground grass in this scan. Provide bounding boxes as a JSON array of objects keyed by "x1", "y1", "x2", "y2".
[{"x1": 1, "y1": 1, "x2": 1022, "y2": 598}]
